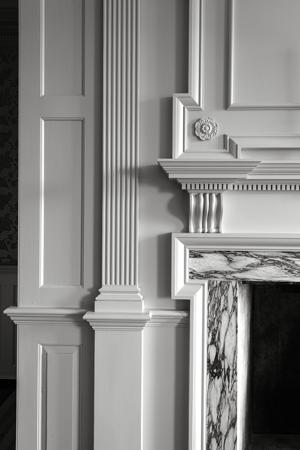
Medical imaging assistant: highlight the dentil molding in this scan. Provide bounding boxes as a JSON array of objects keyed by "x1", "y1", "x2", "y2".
[{"x1": 159, "y1": 159, "x2": 300, "y2": 187}]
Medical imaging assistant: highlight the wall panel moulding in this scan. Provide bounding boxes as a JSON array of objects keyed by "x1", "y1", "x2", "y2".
[
  {"x1": 158, "y1": 0, "x2": 300, "y2": 233},
  {"x1": 4, "y1": 307, "x2": 87, "y2": 325}
]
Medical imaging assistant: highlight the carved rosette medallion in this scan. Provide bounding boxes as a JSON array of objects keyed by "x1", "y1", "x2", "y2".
[{"x1": 194, "y1": 117, "x2": 218, "y2": 141}]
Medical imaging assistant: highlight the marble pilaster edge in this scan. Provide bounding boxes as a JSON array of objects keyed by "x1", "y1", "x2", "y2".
[
  {"x1": 4, "y1": 307, "x2": 87, "y2": 325},
  {"x1": 83, "y1": 311, "x2": 150, "y2": 331}
]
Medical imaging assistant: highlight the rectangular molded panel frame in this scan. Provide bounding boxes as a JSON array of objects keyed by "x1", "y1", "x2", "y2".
[
  {"x1": 170, "y1": 0, "x2": 300, "y2": 160},
  {"x1": 19, "y1": 0, "x2": 100, "y2": 307},
  {"x1": 40, "y1": 0, "x2": 84, "y2": 96},
  {"x1": 40, "y1": 118, "x2": 84, "y2": 288},
  {"x1": 37, "y1": 344, "x2": 80, "y2": 450}
]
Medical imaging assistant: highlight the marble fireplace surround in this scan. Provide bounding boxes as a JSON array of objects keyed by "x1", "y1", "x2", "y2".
[{"x1": 173, "y1": 233, "x2": 300, "y2": 450}]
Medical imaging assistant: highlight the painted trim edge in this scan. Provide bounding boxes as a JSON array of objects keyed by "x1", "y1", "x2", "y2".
[{"x1": 4, "y1": 307, "x2": 87, "y2": 324}]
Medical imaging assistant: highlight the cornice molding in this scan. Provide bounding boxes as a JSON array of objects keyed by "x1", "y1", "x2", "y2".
[
  {"x1": 4, "y1": 307, "x2": 87, "y2": 325},
  {"x1": 159, "y1": 159, "x2": 300, "y2": 187}
]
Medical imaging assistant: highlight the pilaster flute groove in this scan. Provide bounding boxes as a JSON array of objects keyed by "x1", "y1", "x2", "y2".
[{"x1": 101, "y1": 0, "x2": 140, "y2": 295}]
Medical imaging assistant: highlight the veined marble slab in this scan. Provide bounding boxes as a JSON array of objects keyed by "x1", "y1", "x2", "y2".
[
  {"x1": 207, "y1": 280, "x2": 238, "y2": 450},
  {"x1": 189, "y1": 251, "x2": 300, "y2": 282}
]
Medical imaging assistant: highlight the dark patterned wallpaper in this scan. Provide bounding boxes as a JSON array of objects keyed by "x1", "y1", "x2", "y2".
[{"x1": 0, "y1": 31, "x2": 18, "y2": 265}]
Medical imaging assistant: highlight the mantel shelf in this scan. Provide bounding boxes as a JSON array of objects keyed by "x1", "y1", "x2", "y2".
[{"x1": 158, "y1": 158, "x2": 300, "y2": 191}]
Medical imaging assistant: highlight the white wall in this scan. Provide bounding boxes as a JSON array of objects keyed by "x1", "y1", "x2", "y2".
[
  {"x1": 139, "y1": 0, "x2": 189, "y2": 311},
  {"x1": 139, "y1": 2, "x2": 190, "y2": 448},
  {"x1": 223, "y1": 191, "x2": 300, "y2": 233}
]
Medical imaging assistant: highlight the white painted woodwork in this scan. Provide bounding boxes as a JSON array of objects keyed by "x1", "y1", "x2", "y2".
[
  {"x1": 237, "y1": 284, "x2": 252, "y2": 450},
  {"x1": 231, "y1": 0, "x2": 300, "y2": 108},
  {"x1": 221, "y1": 191, "x2": 300, "y2": 234},
  {"x1": 84, "y1": 310, "x2": 190, "y2": 450},
  {"x1": 189, "y1": 192, "x2": 222, "y2": 233},
  {"x1": 18, "y1": 0, "x2": 300, "y2": 449},
  {"x1": 227, "y1": 135, "x2": 300, "y2": 160},
  {"x1": 38, "y1": 345, "x2": 80, "y2": 450},
  {"x1": 0, "y1": 267, "x2": 17, "y2": 379},
  {"x1": 20, "y1": 0, "x2": 100, "y2": 307},
  {"x1": 188, "y1": 292, "x2": 207, "y2": 450},
  {"x1": 4, "y1": 309, "x2": 93, "y2": 450},
  {"x1": 84, "y1": 1, "x2": 148, "y2": 447},
  {"x1": 41, "y1": 0, "x2": 83, "y2": 96},
  {"x1": 99, "y1": 0, "x2": 141, "y2": 304},
  {"x1": 143, "y1": 324, "x2": 189, "y2": 450},
  {"x1": 139, "y1": 0, "x2": 300, "y2": 447},
  {"x1": 41, "y1": 119, "x2": 83, "y2": 287},
  {"x1": 159, "y1": 0, "x2": 300, "y2": 188},
  {"x1": 93, "y1": 328, "x2": 143, "y2": 450},
  {"x1": 11, "y1": 0, "x2": 98, "y2": 449},
  {"x1": 16, "y1": 0, "x2": 192, "y2": 449}
]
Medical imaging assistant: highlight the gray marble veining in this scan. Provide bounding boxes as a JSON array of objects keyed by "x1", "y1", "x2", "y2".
[
  {"x1": 207, "y1": 280, "x2": 238, "y2": 450},
  {"x1": 189, "y1": 251, "x2": 300, "y2": 282}
]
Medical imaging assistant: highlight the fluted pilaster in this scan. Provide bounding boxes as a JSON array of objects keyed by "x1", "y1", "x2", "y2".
[{"x1": 99, "y1": 0, "x2": 141, "y2": 306}]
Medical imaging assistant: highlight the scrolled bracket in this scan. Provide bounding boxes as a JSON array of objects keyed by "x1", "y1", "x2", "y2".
[{"x1": 189, "y1": 192, "x2": 223, "y2": 233}]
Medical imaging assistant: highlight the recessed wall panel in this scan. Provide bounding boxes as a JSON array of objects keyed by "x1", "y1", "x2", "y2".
[
  {"x1": 38, "y1": 345, "x2": 79, "y2": 450},
  {"x1": 41, "y1": 0, "x2": 84, "y2": 95},
  {"x1": 231, "y1": 0, "x2": 300, "y2": 107},
  {"x1": 41, "y1": 120, "x2": 82, "y2": 287}
]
